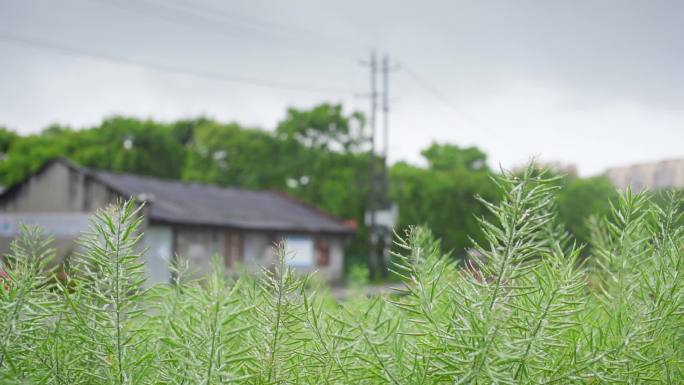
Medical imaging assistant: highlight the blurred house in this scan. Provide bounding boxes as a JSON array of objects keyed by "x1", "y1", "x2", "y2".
[
  {"x1": 0, "y1": 158, "x2": 354, "y2": 283},
  {"x1": 605, "y1": 159, "x2": 684, "y2": 191}
]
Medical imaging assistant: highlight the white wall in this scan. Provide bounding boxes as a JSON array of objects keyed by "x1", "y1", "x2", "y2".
[
  {"x1": 174, "y1": 226, "x2": 220, "y2": 276},
  {"x1": 241, "y1": 231, "x2": 345, "y2": 282},
  {"x1": 141, "y1": 225, "x2": 173, "y2": 285},
  {"x1": 327, "y1": 237, "x2": 345, "y2": 282},
  {"x1": 242, "y1": 232, "x2": 274, "y2": 271}
]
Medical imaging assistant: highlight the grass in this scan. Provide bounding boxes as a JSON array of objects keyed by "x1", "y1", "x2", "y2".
[{"x1": 0, "y1": 165, "x2": 682, "y2": 384}]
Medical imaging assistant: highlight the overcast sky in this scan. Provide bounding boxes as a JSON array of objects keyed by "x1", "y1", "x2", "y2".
[{"x1": 1, "y1": 0, "x2": 682, "y2": 175}]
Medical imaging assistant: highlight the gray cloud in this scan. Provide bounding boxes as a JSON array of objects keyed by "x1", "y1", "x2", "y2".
[{"x1": 0, "y1": 0, "x2": 682, "y2": 175}]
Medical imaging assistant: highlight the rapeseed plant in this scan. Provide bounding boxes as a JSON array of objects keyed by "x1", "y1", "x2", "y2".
[{"x1": 0, "y1": 165, "x2": 681, "y2": 384}]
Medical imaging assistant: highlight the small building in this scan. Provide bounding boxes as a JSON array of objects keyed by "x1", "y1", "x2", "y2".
[{"x1": 0, "y1": 158, "x2": 354, "y2": 283}]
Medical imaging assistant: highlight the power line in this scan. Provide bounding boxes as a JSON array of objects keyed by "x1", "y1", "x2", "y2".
[
  {"x1": 151, "y1": 0, "x2": 366, "y2": 51},
  {"x1": 0, "y1": 32, "x2": 357, "y2": 95},
  {"x1": 401, "y1": 64, "x2": 497, "y2": 135},
  {"x1": 85, "y1": 0, "x2": 361, "y2": 64},
  {"x1": 401, "y1": 66, "x2": 479, "y2": 123},
  {"x1": 401, "y1": 65, "x2": 521, "y2": 143}
]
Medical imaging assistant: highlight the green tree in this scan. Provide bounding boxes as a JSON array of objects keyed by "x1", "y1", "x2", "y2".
[
  {"x1": 182, "y1": 121, "x2": 289, "y2": 189},
  {"x1": 420, "y1": 143, "x2": 487, "y2": 172},
  {"x1": 0, "y1": 117, "x2": 188, "y2": 186},
  {"x1": 0, "y1": 129, "x2": 70, "y2": 186},
  {"x1": 390, "y1": 143, "x2": 498, "y2": 257},
  {"x1": 556, "y1": 175, "x2": 618, "y2": 246},
  {"x1": 0, "y1": 127, "x2": 18, "y2": 159},
  {"x1": 0, "y1": 108, "x2": 628, "y2": 279},
  {"x1": 276, "y1": 103, "x2": 366, "y2": 153},
  {"x1": 70, "y1": 117, "x2": 187, "y2": 179}
]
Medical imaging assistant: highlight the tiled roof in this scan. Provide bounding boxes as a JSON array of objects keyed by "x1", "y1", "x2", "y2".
[
  {"x1": 93, "y1": 169, "x2": 354, "y2": 234},
  {"x1": 1, "y1": 158, "x2": 354, "y2": 235}
]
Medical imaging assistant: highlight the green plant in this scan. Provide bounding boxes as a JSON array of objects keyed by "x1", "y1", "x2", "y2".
[
  {"x1": 0, "y1": 165, "x2": 682, "y2": 384},
  {"x1": 0, "y1": 225, "x2": 55, "y2": 384}
]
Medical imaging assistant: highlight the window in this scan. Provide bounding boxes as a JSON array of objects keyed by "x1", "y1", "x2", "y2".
[{"x1": 284, "y1": 236, "x2": 314, "y2": 267}]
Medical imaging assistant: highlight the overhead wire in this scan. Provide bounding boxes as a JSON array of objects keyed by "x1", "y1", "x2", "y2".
[
  {"x1": 401, "y1": 63, "x2": 511, "y2": 137},
  {"x1": 85, "y1": 0, "x2": 362, "y2": 65},
  {"x1": 6, "y1": 0, "x2": 508, "y2": 137},
  {"x1": 146, "y1": 0, "x2": 367, "y2": 52},
  {"x1": 0, "y1": 31, "x2": 357, "y2": 95}
]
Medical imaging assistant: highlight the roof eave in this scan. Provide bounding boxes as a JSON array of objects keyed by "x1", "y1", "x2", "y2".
[{"x1": 148, "y1": 216, "x2": 355, "y2": 236}]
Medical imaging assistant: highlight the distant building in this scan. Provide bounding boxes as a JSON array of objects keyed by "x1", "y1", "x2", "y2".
[
  {"x1": 512, "y1": 161, "x2": 578, "y2": 177},
  {"x1": 605, "y1": 159, "x2": 684, "y2": 191},
  {"x1": 541, "y1": 162, "x2": 578, "y2": 177},
  {"x1": 0, "y1": 158, "x2": 354, "y2": 283}
]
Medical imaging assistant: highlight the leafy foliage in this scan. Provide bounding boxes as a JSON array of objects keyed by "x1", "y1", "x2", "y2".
[
  {"x1": 276, "y1": 103, "x2": 366, "y2": 153},
  {"x1": 0, "y1": 108, "x2": 623, "y2": 268},
  {"x1": 389, "y1": 144, "x2": 498, "y2": 256},
  {"x1": 1, "y1": 165, "x2": 682, "y2": 384},
  {"x1": 151, "y1": 258, "x2": 255, "y2": 384},
  {"x1": 556, "y1": 175, "x2": 617, "y2": 246},
  {"x1": 62, "y1": 200, "x2": 151, "y2": 384},
  {"x1": 0, "y1": 225, "x2": 55, "y2": 384}
]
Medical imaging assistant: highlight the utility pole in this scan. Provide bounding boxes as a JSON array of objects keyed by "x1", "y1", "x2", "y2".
[
  {"x1": 381, "y1": 54, "x2": 390, "y2": 204},
  {"x1": 365, "y1": 50, "x2": 379, "y2": 281},
  {"x1": 363, "y1": 51, "x2": 398, "y2": 281},
  {"x1": 379, "y1": 54, "x2": 390, "y2": 279}
]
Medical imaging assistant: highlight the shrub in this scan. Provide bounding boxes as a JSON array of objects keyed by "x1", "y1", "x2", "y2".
[{"x1": 0, "y1": 166, "x2": 682, "y2": 384}]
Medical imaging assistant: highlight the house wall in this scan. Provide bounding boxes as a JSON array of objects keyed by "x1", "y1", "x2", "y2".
[
  {"x1": 284, "y1": 234, "x2": 344, "y2": 283},
  {"x1": 0, "y1": 162, "x2": 114, "y2": 213},
  {"x1": 141, "y1": 225, "x2": 173, "y2": 284},
  {"x1": 321, "y1": 236, "x2": 345, "y2": 283},
  {"x1": 240, "y1": 231, "x2": 345, "y2": 282},
  {"x1": 242, "y1": 232, "x2": 275, "y2": 272},
  {"x1": 0, "y1": 162, "x2": 349, "y2": 283},
  {"x1": 173, "y1": 225, "x2": 221, "y2": 277},
  {"x1": 171, "y1": 227, "x2": 345, "y2": 282},
  {"x1": 0, "y1": 162, "x2": 118, "y2": 263}
]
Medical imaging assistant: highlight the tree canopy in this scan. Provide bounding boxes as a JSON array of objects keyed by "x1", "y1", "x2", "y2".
[{"x1": 0, "y1": 103, "x2": 625, "y2": 272}]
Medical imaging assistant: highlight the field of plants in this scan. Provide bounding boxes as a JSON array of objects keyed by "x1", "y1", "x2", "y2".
[{"x1": 1, "y1": 167, "x2": 682, "y2": 384}]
